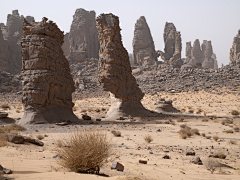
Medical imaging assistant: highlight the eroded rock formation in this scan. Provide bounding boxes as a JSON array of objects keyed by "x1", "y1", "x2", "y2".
[
  {"x1": 0, "y1": 10, "x2": 35, "y2": 74},
  {"x1": 19, "y1": 17, "x2": 78, "y2": 125},
  {"x1": 96, "y1": 13, "x2": 150, "y2": 117},
  {"x1": 157, "y1": 22, "x2": 182, "y2": 68},
  {"x1": 201, "y1": 40, "x2": 214, "y2": 69},
  {"x1": 132, "y1": 16, "x2": 156, "y2": 66},
  {"x1": 62, "y1": 8, "x2": 99, "y2": 64},
  {"x1": 229, "y1": 29, "x2": 240, "y2": 66}
]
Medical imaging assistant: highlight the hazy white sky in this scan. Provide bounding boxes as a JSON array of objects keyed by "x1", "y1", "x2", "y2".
[{"x1": 1, "y1": 0, "x2": 240, "y2": 65}]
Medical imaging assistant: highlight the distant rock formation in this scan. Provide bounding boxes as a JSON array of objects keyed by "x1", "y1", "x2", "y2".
[
  {"x1": 212, "y1": 53, "x2": 218, "y2": 69},
  {"x1": 0, "y1": 10, "x2": 35, "y2": 74},
  {"x1": 62, "y1": 8, "x2": 100, "y2": 64},
  {"x1": 96, "y1": 13, "x2": 151, "y2": 118},
  {"x1": 19, "y1": 17, "x2": 78, "y2": 125},
  {"x1": 184, "y1": 39, "x2": 216, "y2": 69},
  {"x1": 157, "y1": 22, "x2": 182, "y2": 68},
  {"x1": 132, "y1": 16, "x2": 157, "y2": 66},
  {"x1": 229, "y1": 29, "x2": 240, "y2": 66}
]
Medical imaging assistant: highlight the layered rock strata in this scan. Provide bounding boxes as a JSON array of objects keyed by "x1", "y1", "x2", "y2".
[
  {"x1": 132, "y1": 16, "x2": 157, "y2": 66},
  {"x1": 229, "y1": 29, "x2": 240, "y2": 66},
  {"x1": 157, "y1": 22, "x2": 182, "y2": 68},
  {"x1": 0, "y1": 10, "x2": 35, "y2": 74},
  {"x1": 96, "y1": 13, "x2": 150, "y2": 117},
  {"x1": 62, "y1": 8, "x2": 100, "y2": 64},
  {"x1": 19, "y1": 17, "x2": 78, "y2": 125}
]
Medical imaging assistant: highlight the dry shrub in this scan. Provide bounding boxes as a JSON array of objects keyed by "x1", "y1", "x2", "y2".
[
  {"x1": 144, "y1": 135, "x2": 153, "y2": 143},
  {"x1": 234, "y1": 127, "x2": 239, "y2": 132},
  {"x1": 204, "y1": 159, "x2": 219, "y2": 174},
  {"x1": 212, "y1": 135, "x2": 219, "y2": 141},
  {"x1": 214, "y1": 150, "x2": 227, "y2": 159},
  {"x1": 36, "y1": 134, "x2": 44, "y2": 140},
  {"x1": 178, "y1": 125, "x2": 199, "y2": 139},
  {"x1": 111, "y1": 130, "x2": 121, "y2": 137},
  {"x1": 228, "y1": 139, "x2": 238, "y2": 145},
  {"x1": 55, "y1": 130, "x2": 113, "y2": 174},
  {"x1": 231, "y1": 110, "x2": 239, "y2": 115},
  {"x1": 180, "y1": 124, "x2": 187, "y2": 129},
  {"x1": 171, "y1": 121, "x2": 176, "y2": 125},
  {"x1": 202, "y1": 118, "x2": 209, "y2": 122},
  {"x1": 0, "y1": 123, "x2": 26, "y2": 134},
  {"x1": 221, "y1": 118, "x2": 233, "y2": 125},
  {"x1": 223, "y1": 129, "x2": 233, "y2": 133},
  {"x1": 196, "y1": 108, "x2": 203, "y2": 114},
  {"x1": 44, "y1": 134, "x2": 48, "y2": 137},
  {"x1": 0, "y1": 136, "x2": 7, "y2": 147},
  {"x1": 177, "y1": 116, "x2": 184, "y2": 122},
  {"x1": 16, "y1": 110, "x2": 20, "y2": 113},
  {"x1": 202, "y1": 133, "x2": 206, "y2": 137},
  {"x1": 188, "y1": 109, "x2": 194, "y2": 113}
]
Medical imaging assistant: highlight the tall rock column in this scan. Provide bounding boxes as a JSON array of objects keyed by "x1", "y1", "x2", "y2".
[
  {"x1": 96, "y1": 13, "x2": 150, "y2": 118},
  {"x1": 201, "y1": 40, "x2": 214, "y2": 69},
  {"x1": 157, "y1": 22, "x2": 182, "y2": 67},
  {"x1": 19, "y1": 17, "x2": 78, "y2": 125},
  {"x1": 63, "y1": 8, "x2": 100, "y2": 64},
  {"x1": 190, "y1": 39, "x2": 203, "y2": 67},
  {"x1": 132, "y1": 16, "x2": 157, "y2": 66},
  {"x1": 230, "y1": 29, "x2": 240, "y2": 65}
]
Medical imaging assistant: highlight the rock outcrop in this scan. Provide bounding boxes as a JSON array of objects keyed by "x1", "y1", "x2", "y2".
[
  {"x1": 157, "y1": 22, "x2": 182, "y2": 68},
  {"x1": 229, "y1": 29, "x2": 240, "y2": 66},
  {"x1": 96, "y1": 13, "x2": 150, "y2": 117},
  {"x1": 19, "y1": 17, "x2": 78, "y2": 125},
  {"x1": 183, "y1": 39, "x2": 216, "y2": 69},
  {"x1": 0, "y1": 10, "x2": 35, "y2": 74},
  {"x1": 62, "y1": 8, "x2": 100, "y2": 64},
  {"x1": 132, "y1": 16, "x2": 157, "y2": 66}
]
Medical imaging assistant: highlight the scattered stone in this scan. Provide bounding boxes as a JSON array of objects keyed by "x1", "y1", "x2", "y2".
[
  {"x1": 52, "y1": 155, "x2": 61, "y2": 159},
  {"x1": 111, "y1": 162, "x2": 124, "y2": 171},
  {"x1": 3, "y1": 168, "x2": 12, "y2": 174},
  {"x1": 82, "y1": 114, "x2": 91, "y2": 120},
  {"x1": 139, "y1": 160, "x2": 147, "y2": 164},
  {"x1": 190, "y1": 157, "x2": 203, "y2": 165},
  {"x1": 0, "y1": 112, "x2": 8, "y2": 118},
  {"x1": 209, "y1": 153, "x2": 226, "y2": 159},
  {"x1": 96, "y1": 118, "x2": 101, "y2": 121},
  {"x1": 162, "y1": 154, "x2": 170, "y2": 159},
  {"x1": 186, "y1": 152, "x2": 196, "y2": 156},
  {"x1": 2, "y1": 134, "x2": 44, "y2": 146},
  {"x1": 155, "y1": 98, "x2": 180, "y2": 113}
]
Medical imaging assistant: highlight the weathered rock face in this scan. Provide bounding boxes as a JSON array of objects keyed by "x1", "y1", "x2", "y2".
[
  {"x1": 62, "y1": 8, "x2": 100, "y2": 64},
  {"x1": 158, "y1": 22, "x2": 182, "y2": 68},
  {"x1": 185, "y1": 42, "x2": 192, "y2": 58},
  {"x1": 132, "y1": 16, "x2": 156, "y2": 66},
  {"x1": 201, "y1": 40, "x2": 214, "y2": 69},
  {"x1": 19, "y1": 17, "x2": 78, "y2": 125},
  {"x1": 212, "y1": 53, "x2": 218, "y2": 69},
  {"x1": 0, "y1": 10, "x2": 35, "y2": 74},
  {"x1": 96, "y1": 13, "x2": 150, "y2": 117},
  {"x1": 229, "y1": 29, "x2": 240, "y2": 66},
  {"x1": 189, "y1": 39, "x2": 203, "y2": 67}
]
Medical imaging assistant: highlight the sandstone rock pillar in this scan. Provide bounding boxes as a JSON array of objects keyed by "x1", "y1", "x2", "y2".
[
  {"x1": 19, "y1": 17, "x2": 78, "y2": 125},
  {"x1": 96, "y1": 13, "x2": 150, "y2": 118}
]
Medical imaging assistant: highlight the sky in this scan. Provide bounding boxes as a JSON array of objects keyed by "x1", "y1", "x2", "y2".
[{"x1": 1, "y1": 0, "x2": 240, "y2": 66}]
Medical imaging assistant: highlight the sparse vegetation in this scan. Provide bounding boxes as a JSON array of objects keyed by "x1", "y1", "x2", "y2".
[
  {"x1": 231, "y1": 110, "x2": 239, "y2": 115},
  {"x1": 0, "y1": 136, "x2": 7, "y2": 147},
  {"x1": 170, "y1": 121, "x2": 176, "y2": 125},
  {"x1": 178, "y1": 125, "x2": 200, "y2": 139},
  {"x1": 55, "y1": 130, "x2": 113, "y2": 174},
  {"x1": 111, "y1": 130, "x2": 121, "y2": 137},
  {"x1": 144, "y1": 135, "x2": 153, "y2": 143},
  {"x1": 212, "y1": 135, "x2": 219, "y2": 141},
  {"x1": 16, "y1": 109, "x2": 20, "y2": 113},
  {"x1": 202, "y1": 133, "x2": 206, "y2": 137},
  {"x1": 0, "y1": 123, "x2": 26, "y2": 134},
  {"x1": 221, "y1": 119, "x2": 233, "y2": 125},
  {"x1": 196, "y1": 108, "x2": 203, "y2": 114},
  {"x1": 204, "y1": 159, "x2": 219, "y2": 174},
  {"x1": 233, "y1": 127, "x2": 239, "y2": 132},
  {"x1": 202, "y1": 118, "x2": 209, "y2": 122},
  {"x1": 36, "y1": 134, "x2": 44, "y2": 140},
  {"x1": 228, "y1": 139, "x2": 238, "y2": 145}
]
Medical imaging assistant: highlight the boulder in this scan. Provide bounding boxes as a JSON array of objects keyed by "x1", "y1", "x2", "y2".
[
  {"x1": 0, "y1": 112, "x2": 8, "y2": 118},
  {"x1": 111, "y1": 162, "x2": 124, "y2": 171},
  {"x1": 190, "y1": 157, "x2": 203, "y2": 165}
]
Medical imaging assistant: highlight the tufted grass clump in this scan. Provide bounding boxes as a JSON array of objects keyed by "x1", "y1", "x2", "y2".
[
  {"x1": 178, "y1": 125, "x2": 200, "y2": 139},
  {"x1": 111, "y1": 130, "x2": 121, "y2": 137},
  {"x1": 144, "y1": 135, "x2": 153, "y2": 143},
  {"x1": 231, "y1": 110, "x2": 239, "y2": 115},
  {"x1": 0, "y1": 123, "x2": 26, "y2": 134},
  {"x1": 55, "y1": 130, "x2": 113, "y2": 174},
  {"x1": 212, "y1": 135, "x2": 219, "y2": 141}
]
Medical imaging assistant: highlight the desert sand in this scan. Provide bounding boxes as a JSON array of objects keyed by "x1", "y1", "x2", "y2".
[{"x1": 0, "y1": 90, "x2": 240, "y2": 180}]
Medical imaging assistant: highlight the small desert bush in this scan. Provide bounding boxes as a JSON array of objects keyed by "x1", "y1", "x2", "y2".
[
  {"x1": 36, "y1": 134, "x2": 44, "y2": 140},
  {"x1": 55, "y1": 130, "x2": 113, "y2": 174},
  {"x1": 44, "y1": 134, "x2": 48, "y2": 137},
  {"x1": 16, "y1": 109, "x2": 20, "y2": 113},
  {"x1": 188, "y1": 109, "x2": 194, "y2": 113},
  {"x1": 111, "y1": 130, "x2": 121, "y2": 137},
  {"x1": 233, "y1": 127, "x2": 239, "y2": 132},
  {"x1": 223, "y1": 129, "x2": 234, "y2": 133},
  {"x1": 231, "y1": 110, "x2": 239, "y2": 115},
  {"x1": 214, "y1": 150, "x2": 227, "y2": 159},
  {"x1": 204, "y1": 159, "x2": 219, "y2": 174},
  {"x1": 0, "y1": 123, "x2": 26, "y2": 134},
  {"x1": 202, "y1": 133, "x2": 206, "y2": 137},
  {"x1": 221, "y1": 119, "x2": 233, "y2": 125},
  {"x1": 202, "y1": 118, "x2": 209, "y2": 122},
  {"x1": 171, "y1": 121, "x2": 176, "y2": 125},
  {"x1": 178, "y1": 125, "x2": 199, "y2": 139},
  {"x1": 212, "y1": 135, "x2": 219, "y2": 141},
  {"x1": 144, "y1": 135, "x2": 153, "y2": 143},
  {"x1": 177, "y1": 116, "x2": 184, "y2": 122},
  {"x1": 228, "y1": 139, "x2": 238, "y2": 145}
]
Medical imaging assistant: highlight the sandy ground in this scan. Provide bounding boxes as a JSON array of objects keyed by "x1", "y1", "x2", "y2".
[{"x1": 0, "y1": 91, "x2": 240, "y2": 180}]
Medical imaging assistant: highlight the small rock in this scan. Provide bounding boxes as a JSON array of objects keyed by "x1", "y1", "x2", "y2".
[
  {"x1": 3, "y1": 168, "x2": 12, "y2": 174},
  {"x1": 96, "y1": 118, "x2": 101, "y2": 121},
  {"x1": 156, "y1": 129, "x2": 161, "y2": 132},
  {"x1": 111, "y1": 162, "x2": 124, "y2": 171},
  {"x1": 52, "y1": 155, "x2": 61, "y2": 159},
  {"x1": 82, "y1": 114, "x2": 91, "y2": 120},
  {"x1": 186, "y1": 152, "x2": 195, "y2": 156},
  {"x1": 162, "y1": 154, "x2": 170, "y2": 159},
  {"x1": 55, "y1": 122, "x2": 69, "y2": 126},
  {"x1": 139, "y1": 160, "x2": 147, "y2": 164},
  {"x1": 190, "y1": 157, "x2": 203, "y2": 165},
  {"x1": 118, "y1": 117, "x2": 125, "y2": 120},
  {"x1": 0, "y1": 112, "x2": 8, "y2": 118}
]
